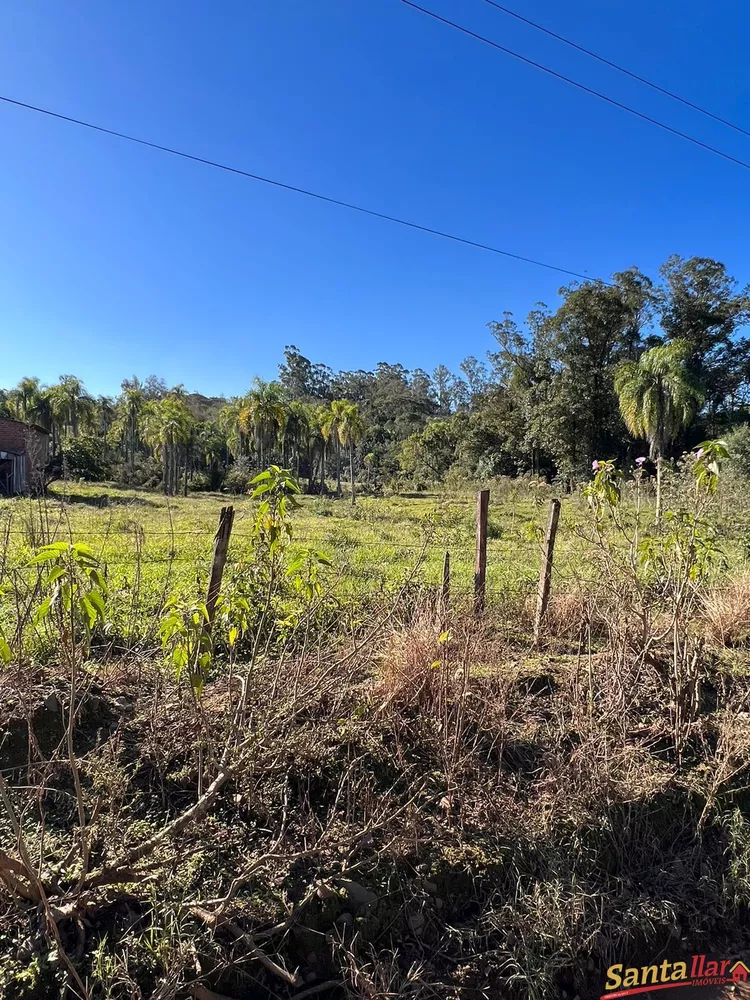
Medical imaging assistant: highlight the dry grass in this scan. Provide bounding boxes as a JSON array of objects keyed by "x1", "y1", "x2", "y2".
[
  {"x1": 4, "y1": 599, "x2": 750, "y2": 1000},
  {"x1": 702, "y1": 574, "x2": 750, "y2": 648},
  {"x1": 374, "y1": 610, "x2": 450, "y2": 710}
]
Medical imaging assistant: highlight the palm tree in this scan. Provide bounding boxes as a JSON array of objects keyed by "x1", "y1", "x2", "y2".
[
  {"x1": 142, "y1": 395, "x2": 193, "y2": 495},
  {"x1": 47, "y1": 375, "x2": 94, "y2": 441},
  {"x1": 240, "y1": 379, "x2": 286, "y2": 470},
  {"x1": 195, "y1": 421, "x2": 225, "y2": 489},
  {"x1": 115, "y1": 384, "x2": 145, "y2": 473},
  {"x1": 337, "y1": 403, "x2": 367, "y2": 504},
  {"x1": 283, "y1": 400, "x2": 310, "y2": 480},
  {"x1": 308, "y1": 404, "x2": 329, "y2": 494},
  {"x1": 218, "y1": 398, "x2": 246, "y2": 462},
  {"x1": 615, "y1": 339, "x2": 703, "y2": 519},
  {"x1": 363, "y1": 452, "x2": 375, "y2": 489},
  {"x1": 9, "y1": 377, "x2": 42, "y2": 421},
  {"x1": 95, "y1": 396, "x2": 116, "y2": 438},
  {"x1": 322, "y1": 400, "x2": 350, "y2": 497}
]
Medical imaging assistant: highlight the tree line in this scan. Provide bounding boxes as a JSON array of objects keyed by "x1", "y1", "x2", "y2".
[{"x1": 2, "y1": 254, "x2": 750, "y2": 496}]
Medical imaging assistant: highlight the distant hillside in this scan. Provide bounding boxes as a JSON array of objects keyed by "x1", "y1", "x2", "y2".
[{"x1": 185, "y1": 392, "x2": 227, "y2": 422}]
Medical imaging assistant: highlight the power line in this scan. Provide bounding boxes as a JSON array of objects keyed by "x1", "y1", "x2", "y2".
[
  {"x1": 0, "y1": 93, "x2": 599, "y2": 283},
  {"x1": 400, "y1": 1, "x2": 750, "y2": 175},
  {"x1": 482, "y1": 0, "x2": 750, "y2": 141}
]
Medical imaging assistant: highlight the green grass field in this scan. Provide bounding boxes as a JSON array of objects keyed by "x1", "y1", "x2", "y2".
[
  {"x1": 0, "y1": 480, "x2": 589, "y2": 603},
  {"x1": 2, "y1": 472, "x2": 748, "y2": 651}
]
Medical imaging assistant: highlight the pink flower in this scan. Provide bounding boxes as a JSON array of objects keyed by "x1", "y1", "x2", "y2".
[
  {"x1": 695, "y1": 448, "x2": 705, "y2": 459},
  {"x1": 635, "y1": 456, "x2": 647, "y2": 466},
  {"x1": 592, "y1": 460, "x2": 599, "y2": 471}
]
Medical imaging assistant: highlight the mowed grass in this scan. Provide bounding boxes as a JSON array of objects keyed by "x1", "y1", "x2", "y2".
[{"x1": 0, "y1": 480, "x2": 594, "y2": 615}]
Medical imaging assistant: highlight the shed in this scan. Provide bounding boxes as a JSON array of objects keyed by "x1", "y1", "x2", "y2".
[{"x1": 0, "y1": 418, "x2": 50, "y2": 496}]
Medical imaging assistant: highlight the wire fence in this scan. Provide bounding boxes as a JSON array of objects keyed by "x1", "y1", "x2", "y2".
[{"x1": 0, "y1": 490, "x2": 583, "y2": 606}]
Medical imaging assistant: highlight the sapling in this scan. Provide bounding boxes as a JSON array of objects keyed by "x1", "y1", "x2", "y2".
[{"x1": 28, "y1": 541, "x2": 107, "y2": 881}]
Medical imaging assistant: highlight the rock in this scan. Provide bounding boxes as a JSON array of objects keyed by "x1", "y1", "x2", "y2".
[
  {"x1": 17, "y1": 938, "x2": 33, "y2": 962},
  {"x1": 408, "y1": 913, "x2": 425, "y2": 933},
  {"x1": 316, "y1": 882, "x2": 337, "y2": 899},
  {"x1": 337, "y1": 879, "x2": 377, "y2": 908},
  {"x1": 112, "y1": 695, "x2": 134, "y2": 713},
  {"x1": 43, "y1": 693, "x2": 60, "y2": 714},
  {"x1": 335, "y1": 912, "x2": 353, "y2": 928},
  {"x1": 423, "y1": 881, "x2": 437, "y2": 894}
]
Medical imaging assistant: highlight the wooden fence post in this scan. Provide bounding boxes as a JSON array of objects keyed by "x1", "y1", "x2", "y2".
[
  {"x1": 474, "y1": 489, "x2": 490, "y2": 615},
  {"x1": 440, "y1": 550, "x2": 450, "y2": 622},
  {"x1": 533, "y1": 498, "x2": 561, "y2": 646},
  {"x1": 205, "y1": 505, "x2": 235, "y2": 630}
]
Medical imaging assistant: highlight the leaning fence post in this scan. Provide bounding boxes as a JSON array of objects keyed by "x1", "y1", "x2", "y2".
[
  {"x1": 440, "y1": 550, "x2": 450, "y2": 623},
  {"x1": 474, "y1": 489, "x2": 490, "y2": 615},
  {"x1": 533, "y1": 498, "x2": 561, "y2": 646},
  {"x1": 205, "y1": 505, "x2": 235, "y2": 630}
]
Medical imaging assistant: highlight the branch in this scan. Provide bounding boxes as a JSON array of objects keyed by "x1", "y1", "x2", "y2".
[{"x1": 189, "y1": 905, "x2": 302, "y2": 987}]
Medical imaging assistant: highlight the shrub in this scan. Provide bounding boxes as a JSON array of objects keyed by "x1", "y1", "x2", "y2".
[
  {"x1": 187, "y1": 470, "x2": 212, "y2": 492},
  {"x1": 222, "y1": 458, "x2": 254, "y2": 493},
  {"x1": 112, "y1": 454, "x2": 161, "y2": 487},
  {"x1": 61, "y1": 436, "x2": 109, "y2": 481}
]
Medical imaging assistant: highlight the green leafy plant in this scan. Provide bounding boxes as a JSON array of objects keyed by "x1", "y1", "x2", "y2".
[
  {"x1": 584, "y1": 459, "x2": 623, "y2": 512},
  {"x1": 694, "y1": 439, "x2": 730, "y2": 495},
  {"x1": 26, "y1": 540, "x2": 108, "y2": 881},
  {"x1": 158, "y1": 597, "x2": 212, "y2": 696},
  {"x1": 250, "y1": 465, "x2": 301, "y2": 557},
  {"x1": 215, "y1": 589, "x2": 252, "y2": 651},
  {"x1": 30, "y1": 541, "x2": 107, "y2": 645},
  {"x1": 286, "y1": 548, "x2": 332, "y2": 602},
  {"x1": 0, "y1": 581, "x2": 11, "y2": 665}
]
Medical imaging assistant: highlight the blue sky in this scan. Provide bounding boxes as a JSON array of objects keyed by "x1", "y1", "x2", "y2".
[{"x1": 2, "y1": 0, "x2": 750, "y2": 398}]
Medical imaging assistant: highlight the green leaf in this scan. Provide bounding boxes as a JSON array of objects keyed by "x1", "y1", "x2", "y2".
[
  {"x1": 249, "y1": 470, "x2": 272, "y2": 484},
  {"x1": 0, "y1": 637, "x2": 11, "y2": 665},
  {"x1": 72, "y1": 543, "x2": 96, "y2": 558},
  {"x1": 33, "y1": 596, "x2": 53, "y2": 625},
  {"x1": 78, "y1": 594, "x2": 96, "y2": 632},
  {"x1": 87, "y1": 590, "x2": 106, "y2": 619},
  {"x1": 28, "y1": 549, "x2": 63, "y2": 566}
]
